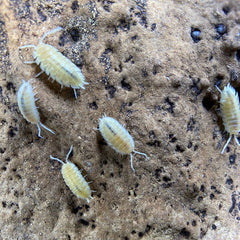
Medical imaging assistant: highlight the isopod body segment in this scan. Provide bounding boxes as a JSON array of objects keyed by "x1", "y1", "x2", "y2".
[
  {"x1": 17, "y1": 79, "x2": 55, "y2": 138},
  {"x1": 50, "y1": 146, "x2": 92, "y2": 203},
  {"x1": 98, "y1": 116, "x2": 148, "y2": 172},
  {"x1": 19, "y1": 27, "x2": 88, "y2": 99},
  {"x1": 216, "y1": 83, "x2": 240, "y2": 154}
]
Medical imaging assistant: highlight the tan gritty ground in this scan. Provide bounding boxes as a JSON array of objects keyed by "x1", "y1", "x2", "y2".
[{"x1": 0, "y1": 0, "x2": 240, "y2": 239}]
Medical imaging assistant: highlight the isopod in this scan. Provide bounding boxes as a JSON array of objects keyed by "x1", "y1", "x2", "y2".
[
  {"x1": 19, "y1": 27, "x2": 88, "y2": 99},
  {"x1": 50, "y1": 146, "x2": 93, "y2": 203},
  {"x1": 17, "y1": 79, "x2": 55, "y2": 138},
  {"x1": 216, "y1": 83, "x2": 240, "y2": 154},
  {"x1": 98, "y1": 116, "x2": 148, "y2": 172}
]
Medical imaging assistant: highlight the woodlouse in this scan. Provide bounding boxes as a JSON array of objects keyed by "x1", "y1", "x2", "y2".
[
  {"x1": 50, "y1": 146, "x2": 93, "y2": 202},
  {"x1": 216, "y1": 83, "x2": 240, "y2": 154},
  {"x1": 98, "y1": 116, "x2": 148, "y2": 172},
  {"x1": 17, "y1": 79, "x2": 55, "y2": 138},
  {"x1": 19, "y1": 27, "x2": 88, "y2": 99}
]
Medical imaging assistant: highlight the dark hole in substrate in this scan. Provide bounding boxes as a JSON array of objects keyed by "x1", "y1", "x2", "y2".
[
  {"x1": 121, "y1": 78, "x2": 132, "y2": 91},
  {"x1": 225, "y1": 177, "x2": 233, "y2": 185},
  {"x1": 89, "y1": 101, "x2": 98, "y2": 110},
  {"x1": 70, "y1": 28, "x2": 80, "y2": 42},
  {"x1": 229, "y1": 154, "x2": 236, "y2": 164},
  {"x1": 222, "y1": 5, "x2": 230, "y2": 15},
  {"x1": 229, "y1": 194, "x2": 236, "y2": 213},
  {"x1": 202, "y1": 93, "x2": 215, "y2": 110},
  {"x1": 8, "y1": 127, "x2": 17, "y2": 137},
  {"x1": 105, "y1": 85, "x2": 116, "y2": 98},
  {"x1": 236, "y1": 49, "x2": 240, "y2": 62},
  {"x1": 146, "y1": 140, "x2": 160, "y2": 147},
  {"x1": 179, "y1": 228, "x2": 190, "y2": 238},
  {"x1": 215, "y1": 24, "x2": 227, "y2": 40},
  {"x1": 79, "y1": 219, "x2": 89, "y2": 226},
  {"x1": 71, "y1": 1, "x2": 79, "y2": 13},
  {"x1": 151, "y1": 23, "x2": 156, "y2": 31},
  {"x1": 7, "y1": 82, "x2": 16, "y2": 93},
  {"x1": 138, "y1": 232, "x2": 144, "y2": 238},
  {"x1": 191, "y1": 28, "x2": 201, "y2": 43},
  {"x1": 169, "y1": 134, "x2": 177, "y2": 143},
  {"x1": 162, "y1": 176, "x2": 171, "y2": 182}
]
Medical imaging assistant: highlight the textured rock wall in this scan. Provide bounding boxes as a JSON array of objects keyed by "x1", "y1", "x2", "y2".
[{"x1": 0, "y1": 0, "x2": 240, "y2": 239}]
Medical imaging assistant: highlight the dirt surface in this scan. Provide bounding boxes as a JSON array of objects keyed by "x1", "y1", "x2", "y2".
[{"x1": 0, "y1": 0, "x2": 240, "y2": 239}]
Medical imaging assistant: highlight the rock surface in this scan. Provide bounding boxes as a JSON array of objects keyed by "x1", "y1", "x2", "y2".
[{"x1": 0, "y1": 0, "x2": 240, "y2": 239}]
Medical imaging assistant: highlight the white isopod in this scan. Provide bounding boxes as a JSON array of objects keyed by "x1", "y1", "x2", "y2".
[
  {"x1": 19, "y1": 27, "x2": 88, "y2": 99},
  {"x1": 98, "y1": 116, "x2": 148, "y2": 172},
  {"x1": 50, "y1": 146, "x2": 93, "y2": 203},
  {"x1": 216, "y1": 83, "x2": 240, "y2": 154},
  {"x1": 17, "y1": 79, "x2": 55, "y2": 138}
]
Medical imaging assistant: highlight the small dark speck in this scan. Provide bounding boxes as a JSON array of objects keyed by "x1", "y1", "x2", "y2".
[
  {"x1": 192, "y1": 220, "x2": 196, "y2": 226},
  {"x1": 222, "y1": 6, "x2": 230, "y2": 15},
  {"x1": 212, "y1": 224, "x2": 217, "y2": 230},
  {"x1": 121, "y1": 78, "x2": 131, "y2": 91},
  {"x1": 210, "y1": 193, "x2": 215, "y2": 200},
  {"x1": 89, "y1": 101, "x2": 98, "y2": 110},
  {"x1": 225, "y1": 177, "x2": 233, "y2": 185},
  {"x1": 138, "y1": 232, "x2": 144, "y2": 238},
  {"x1": 70, "y1": 28, "x2": 80, "y2": 42},
  {"x1": 71, "y1": 1, "x2": 79, "y2": 13},
  {"x1": 151, "y1": 23, "x2": 156, "y2": 31},
  {"x1": 191, "y1": 28, "x2": 201, "y2": 43},
  {"x1": 215, "y1": 24, "x2": 227, "y2": 40},
  {"x1": 79, "y1": 219, "x2": 89, "y2": 226},
  {"x1": 131, "y1": 35, "x2": 137, "y2": 41},
  {"x1": 229, "y1": 154, "x2": 236, "y2": 164}
]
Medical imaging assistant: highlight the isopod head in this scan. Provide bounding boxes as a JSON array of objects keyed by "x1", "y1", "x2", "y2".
[
  {"x1": 50, "y1": 146, "x2": 93, "y2": 202},
  {"x1": 98, "y1": 116, "x2": 148, "y2": 172}
]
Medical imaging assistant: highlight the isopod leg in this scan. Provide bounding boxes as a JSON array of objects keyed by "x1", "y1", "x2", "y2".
[
  {"x1": 73, "y1": 89, "x2": 77, "y2": 99},
  {"x1": 130, "y1": 154, "x2": 135, "y2": 173},
  {"x1": 36, "y1": 123, "x2": 43, "y2": 138},
  {"x1": 234, "y1": 135, "x2": 240, "y2": 146},
  {"x1": 221, "y1": 135, "x2": 232, "y2": 154},
  {"x1": 35, "y1": 70, "x2": 44, "y2": 78},
  {"x1": 39, "y1": 122, "x2": 55, "y2": 135},
  {"x1": 66, "y1": 145, "x2": 73, "y2": 162},
  {"x1": 133, "y1": 150, "x2": 149, "y2": 159}
]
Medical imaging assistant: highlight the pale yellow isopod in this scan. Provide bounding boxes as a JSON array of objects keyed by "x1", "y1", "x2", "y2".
[
  {"x1": 17, "y1": 79, "x2": 55, "y2": 138},
  {"x1": 98, "y1": 116, "x2": 148, "y2": 172},
  {"x1": 50, "y1": 146, "x2": 93, "y2": 203},
  {"x1": 19, "y1": 27, "x2": 88, "y2": 99},
  {"x1": 216, "y1": 83, "x2": 240, "y2": 154}
]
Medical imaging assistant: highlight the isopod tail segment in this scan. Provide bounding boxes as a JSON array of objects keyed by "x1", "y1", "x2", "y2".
[
  {"x1": 130, "y1": 150, "x2": 149, "y2": 173},
  {"x1": 19, "y1": 27, "x2": 88, "y2": 99},
  {"x1": 50, "y1": 145, "x2": 93, "y2": 203},
  {"x1": 17, "y1": 79, "x2": 55, "y2": 138}
]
